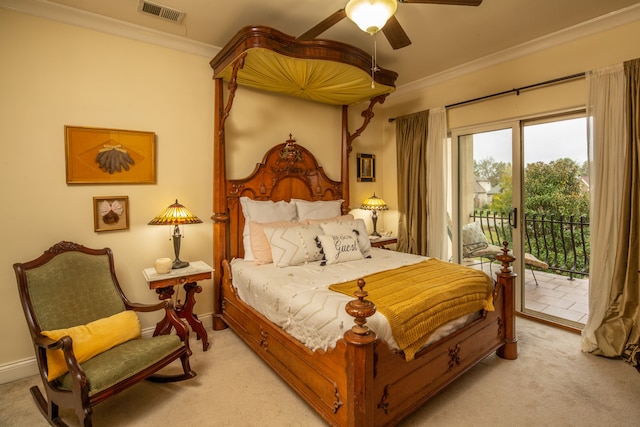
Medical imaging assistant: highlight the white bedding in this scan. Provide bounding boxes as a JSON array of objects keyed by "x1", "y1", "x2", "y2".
[{"x1": 230, "y1": 248, "x2": 482, "y2": 353}]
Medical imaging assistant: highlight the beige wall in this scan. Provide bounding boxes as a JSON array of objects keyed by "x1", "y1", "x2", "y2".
[
  {"x1": 0, "y1": 9, "x2": 219, "y2": 372},
  {"x1": 2, "y1": 6, "x2": 640, "y2": 382}
]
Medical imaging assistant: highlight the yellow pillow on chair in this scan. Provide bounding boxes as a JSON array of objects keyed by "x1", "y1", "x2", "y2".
[{"x1": 42, "y1": 310, "x2": 141, "y2": 380}]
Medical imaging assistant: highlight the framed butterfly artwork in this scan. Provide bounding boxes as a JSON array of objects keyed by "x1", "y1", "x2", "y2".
[{"x1": 93, "y1": 196, "x2": 129, "y2": 232}]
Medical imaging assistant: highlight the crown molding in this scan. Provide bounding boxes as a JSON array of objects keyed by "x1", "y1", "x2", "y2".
[
  {"x1": 393, "y1": 3, "x2": 640, "y2": 98},
  {"x1": 0, "y1": 0, "x2": 220, "y2": 58}
]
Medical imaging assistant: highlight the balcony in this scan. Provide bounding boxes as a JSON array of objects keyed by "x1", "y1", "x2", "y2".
[{"x1": 465, "y1": 210, "x2": 590, "y2": 327}]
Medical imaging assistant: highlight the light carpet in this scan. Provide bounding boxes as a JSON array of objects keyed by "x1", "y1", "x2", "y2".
[{"x1": 0, "y1": 317, "x2": 638, "y2": 426}]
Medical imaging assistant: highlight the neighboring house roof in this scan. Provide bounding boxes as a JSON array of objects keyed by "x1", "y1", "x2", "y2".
[
  {"x1": 473, "y1": 181, "x2": 486, "y2": 194},
  {"x1": 488, "y1": 184, "x2": 502, "y2": 195},
  {"x1": 474, "y1": 176, "x2": 492, "y2": 193},
  {"x1": 580, "y1": 175, "x2": 590, "y2": 192}
]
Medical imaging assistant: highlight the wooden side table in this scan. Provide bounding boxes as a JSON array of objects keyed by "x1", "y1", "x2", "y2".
[
  {"x1": 370, "y1": 236, "x2": 397, "y2": 249},
  {"x1": 143, "y1": 260, "x2": 213, "y2": 351}
]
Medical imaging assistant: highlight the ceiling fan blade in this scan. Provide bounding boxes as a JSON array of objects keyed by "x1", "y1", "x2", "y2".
[
  {"x1": 382, "y1": 15, "x2": 411, "y2": 50},
  {"x1": 398, "y1": 0, "x2": 483, "y2": 5},
  {"x1": 297, "y1": 9, "x2": 347, "y2": 41}
]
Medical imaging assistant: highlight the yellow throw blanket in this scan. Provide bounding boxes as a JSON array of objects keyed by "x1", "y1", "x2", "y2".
[{"x1": 329, "y1": 258, "x2": 494, "y2": 361}]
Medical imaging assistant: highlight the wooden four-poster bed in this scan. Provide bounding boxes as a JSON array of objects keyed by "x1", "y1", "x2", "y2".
[{"x1": 210, "y1": 26, "x2": 517, "y2": 427}]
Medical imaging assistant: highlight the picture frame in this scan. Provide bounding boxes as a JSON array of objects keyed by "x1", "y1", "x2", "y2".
[
  {"x1": 357, "y1": 153, "x2": 376, "y2": 182},
  {"x1": 65, "y1": 126, "x2": 156, "y2": 184},
  {"x1": 93, "y1": 196, "x2": 129, "y2": 232}
]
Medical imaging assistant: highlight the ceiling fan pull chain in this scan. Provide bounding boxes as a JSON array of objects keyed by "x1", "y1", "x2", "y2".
[{"x1": 371, "y1": 33, "x2": 378, "y2": 89}]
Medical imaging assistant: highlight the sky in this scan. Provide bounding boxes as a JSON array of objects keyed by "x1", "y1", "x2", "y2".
[{"x1": 471, "y1": 117, "x2": 588, "y2": 166}]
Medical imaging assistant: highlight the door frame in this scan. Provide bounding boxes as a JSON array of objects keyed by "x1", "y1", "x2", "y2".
[{"x1": 450, "y1": 120, "x2": 525, "y2": 311}]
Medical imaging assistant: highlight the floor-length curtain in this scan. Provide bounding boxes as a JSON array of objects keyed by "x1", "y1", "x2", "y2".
[
  {"x1": 583, "y1": 59, "x2": 640, "y2": 368},
  {"x1": 395, "y1": 107, "x2": 448, "y2": 259},
  {"x1": 581, "y1": 64, "x2": 625, "y2": 353}
]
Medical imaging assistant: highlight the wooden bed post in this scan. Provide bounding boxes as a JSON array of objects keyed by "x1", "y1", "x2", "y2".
[
  {"x1": 495, "y1": 242, "x2": 518, "y2": 360},
  {"x1": 341, "y1": 105, "x2": 350, "y2": 212},
  {"x1": 344, "y1": 279, "x2": 377, "y2": 427},
  {"x1": 212, "y1": 56, "x2": 244, "y2": 330},
  {"x1": 212, "y1": 77, "x2": 228, "y2": 330}
]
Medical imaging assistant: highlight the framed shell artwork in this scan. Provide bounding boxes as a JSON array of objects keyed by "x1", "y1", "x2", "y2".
[{"x1": 65, "y1": 126, "x2": 156, "y2": 184}]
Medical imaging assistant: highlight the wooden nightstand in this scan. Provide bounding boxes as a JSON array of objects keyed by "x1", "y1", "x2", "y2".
[
  {"x1": 143, "y1": 260, "x2": 213, "y2": 351},
  {"x1": 370, "y1": 236, "x2": 397, "y2": 249}
]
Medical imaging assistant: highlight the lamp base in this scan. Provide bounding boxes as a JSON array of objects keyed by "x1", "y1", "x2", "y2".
[
  {"x1": 172, "y1": 259, "x2": 189, "y2": 269},
  {"x1": 171, "y1": 226, "x2": 189, "y2": 269},
  {"x1": 370, "y1": 210, "x2": 381, "y2": 237}
]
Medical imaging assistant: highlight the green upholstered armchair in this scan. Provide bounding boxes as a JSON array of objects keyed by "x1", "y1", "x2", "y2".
[{"x1": 13, "y1": 241, "x2": 196, "y2": 427}]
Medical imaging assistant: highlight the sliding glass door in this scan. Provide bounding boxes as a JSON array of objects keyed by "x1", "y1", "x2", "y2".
[
  {"x1": 521, "y1": 115, "x2": 589, "y2": 327},
  {"x1": 452, "y1": 122, "x2": 523, "y2": 294},
  {"x1": 452, "y1": 113, "x2": 589, "y2": 329}
]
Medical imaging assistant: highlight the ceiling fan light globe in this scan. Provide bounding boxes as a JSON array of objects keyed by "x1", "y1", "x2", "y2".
[{"x1": 345, "y1": 0, "x2": 397, "y2": 35}]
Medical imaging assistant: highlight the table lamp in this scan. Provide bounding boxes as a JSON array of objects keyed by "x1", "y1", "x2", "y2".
[
  {"x1": 360, "y1": 193, "x2": 388, "y2": 237},
  {"x1": 148, "y1": 199, "x2": 202, "y2": 269}
]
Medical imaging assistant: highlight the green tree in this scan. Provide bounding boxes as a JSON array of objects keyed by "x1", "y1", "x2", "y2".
[
  {"x1": 524, "y1": 158, "x2": 589, "y2": 217},
  {"x1": 487, "y1": 158, "x2": 589, "y2": 218},
  {"x1": 474, "y1": 157, "x2": 509, "y2": 187},
  {"x1": 489, "y1": 165, "x2": 513, "y2": 214}
]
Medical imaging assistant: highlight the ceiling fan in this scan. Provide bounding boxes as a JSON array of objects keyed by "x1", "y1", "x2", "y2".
[{"x1": 297, "y1": 0, "x2": 483, "y2": 50}]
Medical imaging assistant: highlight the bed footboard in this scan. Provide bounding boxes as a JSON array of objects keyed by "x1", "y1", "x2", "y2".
[
  {"x1": 341, "y1": 243, "x2": 517, "y2": 426},
  {"x1": 219, "y1": 245, "x2": 517, "y2": 427}
]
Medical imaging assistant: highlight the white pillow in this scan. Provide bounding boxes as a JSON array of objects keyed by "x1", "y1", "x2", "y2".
[
  {"x1": 320, "y1": 219, "x2": 371, "y2": 257},
  {"x1": 249, "y1": 220, "x2": 305, "y2": 265},
  {"x1": 240, "y1": 197, "x2": 297, "y2": 261},
  {"x1": 316, "y1": 233, "x2": 364, "y2": 265},
  {"x1": 306, "y1": 214, "x2": 354, "y2": 224},
  {"x1": 263, "y1": 224, "x2": 324, "y2": 267},
  {"x1": 291, "y1": 199, "x2": 343, "y2": 220}
]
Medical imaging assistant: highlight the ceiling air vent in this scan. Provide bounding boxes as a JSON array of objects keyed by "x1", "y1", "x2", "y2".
[{"x1": 138, "y1": 1, "x2": 185, "y2": 23}]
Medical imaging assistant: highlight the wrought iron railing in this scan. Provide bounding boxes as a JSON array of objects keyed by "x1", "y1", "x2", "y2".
[{"x1": 469, "y1": 210, "x2": 590, "y2": 279}]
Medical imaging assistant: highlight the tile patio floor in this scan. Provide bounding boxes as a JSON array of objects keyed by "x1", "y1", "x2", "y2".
[
  {"x1": 522, "y1": 269, "x2": 589, "y2": 324},
  {"x1": 470, "y1": 261, "x2": 589, "y2": 327}
]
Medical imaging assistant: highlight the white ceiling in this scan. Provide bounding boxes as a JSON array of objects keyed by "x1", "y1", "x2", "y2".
[{"x1": 12, "y1": 0, "x2": 640, "y2": 86}]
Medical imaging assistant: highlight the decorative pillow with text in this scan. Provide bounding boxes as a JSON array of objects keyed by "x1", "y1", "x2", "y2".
[
  {"x1": 316, "y1": 233, "x2": 364, "y2": 265},
  {"x1": 319, "y1": 219, "x2": 371, "y2": 257}
]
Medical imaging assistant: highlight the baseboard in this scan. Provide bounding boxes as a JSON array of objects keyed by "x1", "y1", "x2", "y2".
[
  {"x1": 0, "y1": 357, "x2": 39, "y2": 385},
  {"x1": 0, "y1": 313, "x2": 213, "y2": 385}
]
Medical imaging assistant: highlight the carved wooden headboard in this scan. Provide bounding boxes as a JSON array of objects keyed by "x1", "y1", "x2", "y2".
[{"x1": 225, "y1": 137, "x2": 344, "y2": 260}]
